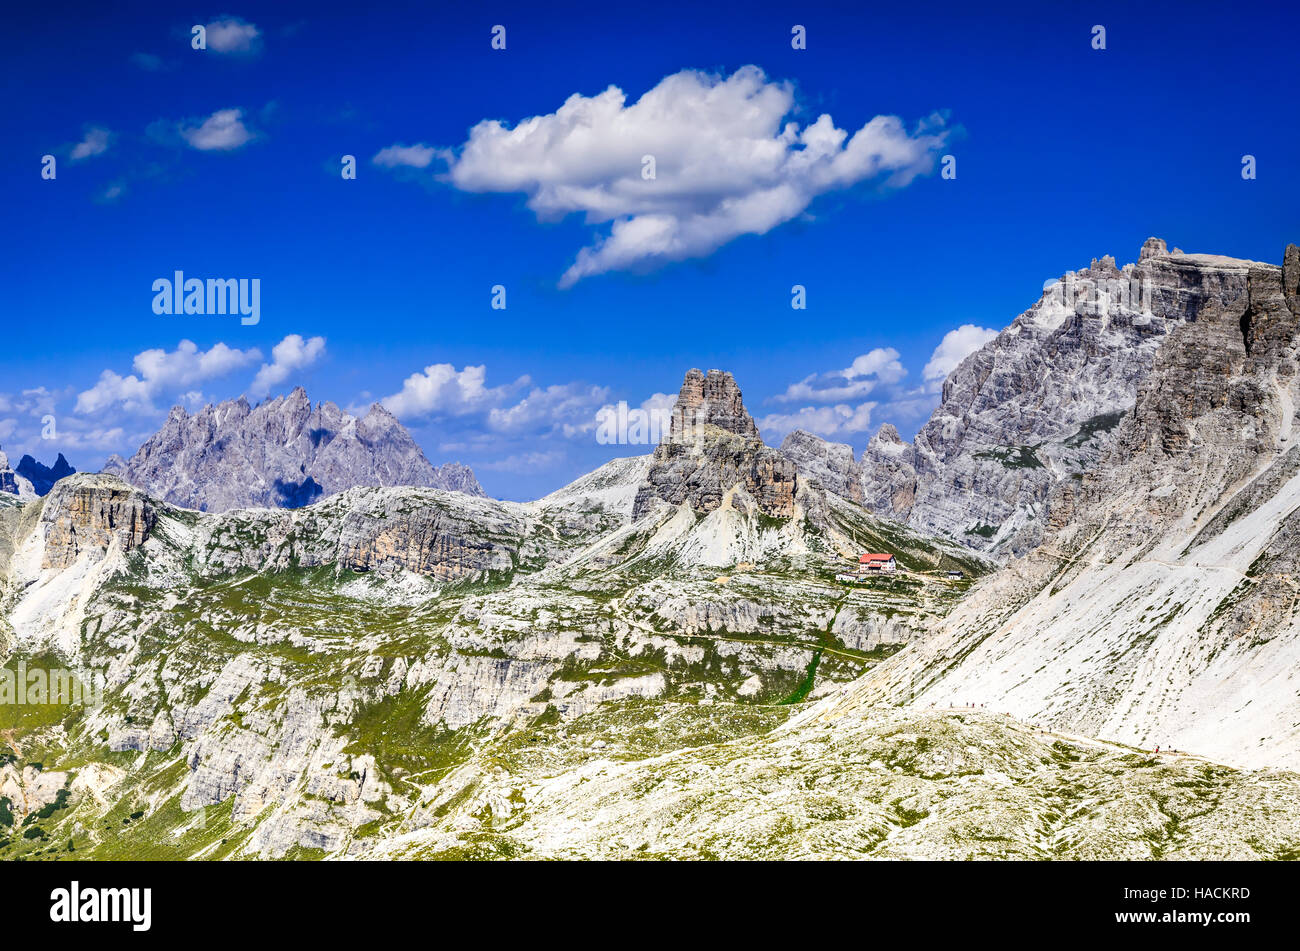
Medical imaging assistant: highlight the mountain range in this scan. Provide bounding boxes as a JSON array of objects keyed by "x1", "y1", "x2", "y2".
[
  {"x1": 3, "y1": 237, "x2": 1299, "y2": 860},
  {"x1": 101, "y1": 387, "x2": 484, "y2": 511},
  {"x1": 0, "y1": 449, "x2": 74, "y2": 500}
]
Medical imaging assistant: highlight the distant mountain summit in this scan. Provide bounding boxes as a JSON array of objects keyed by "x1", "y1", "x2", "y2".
[
  {"x1": 0, "y1": 444, "x2": 34, "y2": 498},
  {"x1": 16, "y1": 452, "x2": 75, "y2": 496},
  {"x1": 102, "y1": 386, "x2": 485, "y2": 512}
]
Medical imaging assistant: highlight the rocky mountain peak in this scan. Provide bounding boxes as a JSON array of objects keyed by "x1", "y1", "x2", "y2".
[
  {"x1": 0, "y1": 444, "x2": 34, "y2": 498},
  {"x1": 104, "y1": 389, "x2": 486, "y2": 512},
  {"x1": 15, "y1": 452, "x2": 76, "y2": 496},
  {"x1": 1139, "y1": 236, "x2": 1168, "y2": 260},
  {"x1": 779, "y1": 430, "x2": 863, "y2": 503},
  {"x1": 633, "y1": 368, "x2": 797, "y2": 520},
  {"x1": 668, "y1": 368, "x2": 760, "y2": 443},
  {"x1": 869, "y1": 423, "x2": 905, "y2": 449},
  {"x1": 858, "y1": 238, "x2": 1290, "y2": 557}
]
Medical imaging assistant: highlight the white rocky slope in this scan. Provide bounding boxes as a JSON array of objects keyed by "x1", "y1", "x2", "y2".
[{"x1": 815, "y1": 243, "x2": 1300, "y2": 772}]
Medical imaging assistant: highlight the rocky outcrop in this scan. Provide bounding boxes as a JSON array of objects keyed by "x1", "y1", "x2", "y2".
[
  {"x1": 15, "y1": 453, "x2": 75, "y2": 496},
  {"x1": 103, "y1": 386, "x2": 485, "y2": 513},
  {"x1": 38, "y1": 474, "x2": 156, "y2": 570},
  {"x1": 860, "y1": 238, "x2": 1269, "y2": 557},
  {"x1": 779, "y1": 431, "x2": 863, "y2": 502},
  {"x1": 632, "y1": 369, "x2": 798, "y2": 520}
]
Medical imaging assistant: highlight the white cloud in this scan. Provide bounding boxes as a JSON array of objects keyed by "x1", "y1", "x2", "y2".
[
  {"x1": 372, "y1": 144, "x2": 437, "y2": 168},
  {"x1": 52, "y1": 425, "x2": 127, "y2": 451},
  {"x1": 381, "y1": 364, "x2": 522, "y2": 420},
  {"x1": 427, "y1": 65, "x2": 948, "y2": 285},
  {"x1": 773, "y1": 347, "x2": 906, "y2": 404},
  {"x1": 204, "y1": 17, "x2": 261, "y2": 54},
  {"x1": 577, "y1": 391, "x2": 675, "y2": 438},
  {"x1": 758, "y1": 402, "x2": 878, "y2": 442},
  {"x1": 0, "y1": 387, "x2": 61, "y2": 417},
  {"x1": 75, "y1": 340, "x2": 262, "y2": 414},
  {"x1": 249, "y1": 335, "x2": 326, "y2": 398},
  {"x1": 180, "y1": 108, "x2": 255, "y2": 151},
  {"x1": 922, "y1": 324, "x2": 998, "y2": 392},
  {"x1": 488, "y1": 382, "x2": 610, "y2": 433},
  {"x1": 71, "y1": 127, "x2": 110, "y2": 160},
  {"x1": 478, "y1": 450, "x2": 565, "y2": 472},
  {"x1": 96, "y1": 181, "x2": 126, "y2": 204}
]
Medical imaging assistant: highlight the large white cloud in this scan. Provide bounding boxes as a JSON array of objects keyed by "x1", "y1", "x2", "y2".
[
  {"x1": 180, "y1": 108, "x2": 255, "y2": 151},
  {"x1": 75, "y1": 339, "x2": 262, "y2": 414},
  {"x1": 381, "y1": 364, "x2": 522, "y2": 420},
  {"x1": 249, "y1": 335, "x2": 326, "y2": 398},
  {"x1": 398, "y1": 66, "x2": 948, "y2": 285},
  {"x1": 922, "y1": 324, "x2": 998, "y2": 391}
]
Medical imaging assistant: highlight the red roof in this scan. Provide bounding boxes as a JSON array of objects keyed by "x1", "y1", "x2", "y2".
[{"x1": 859, "y1": 553, "x2": 895, "y2": 563}]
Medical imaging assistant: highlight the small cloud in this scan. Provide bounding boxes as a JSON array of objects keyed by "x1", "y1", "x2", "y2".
[
  {"x1": 95, "y1": 181, "x2": 126, "y2": 204},
  {"x1": 179, "y1": 108, "x2": 256, "y2": 151},
  {"x1": 203, "y1": 17, "x2": 262, "y2": 55},
  {"x1": 922, "y1": 324, "x2": 998, "y2": 392},
  {"x1": 372, "y1": 143, "x2": 437, "y2": 169},
  {"x1": 249, "y1": 335, "x2": 327, "y2": 398},
  {"x1": 70, "y1": 127, "x2": 111, "y2": 160}
]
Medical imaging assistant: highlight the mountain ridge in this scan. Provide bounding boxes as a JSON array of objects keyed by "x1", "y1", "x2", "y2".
[{"x1": 102, "y1": 386, "x2": 485, "y2": 512}]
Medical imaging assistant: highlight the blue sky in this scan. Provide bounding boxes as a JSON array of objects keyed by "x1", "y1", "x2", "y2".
[{"x1": 2, "y1": 0, "x2": 1297, "y2": 499}]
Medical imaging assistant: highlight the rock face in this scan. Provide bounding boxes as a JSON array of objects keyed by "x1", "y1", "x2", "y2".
[
  {"x1": 633, "y1": 369, "x2": 798, "y2": 520},
  {"x1": 858, "y1": 424, "x2": 916, "y2": 514},
  {"x1": 778, "y1": 430, "x2": 863, "y2": 503},
  {"x1": 103, "y1": 387, "x2": 485, "y2": 512},
  {"x1": 15, "y1": 453, "x2": 75, "y2": 496},
  {"x1": 836, "y1": 244, "x2": 1300, "y2": 770},
  {"x1": 859, "y1": 238, "x2": 1267, "y2": 557},
  {"x1": 38, "y1": 474, "x2": 156, "y2": 570}
]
